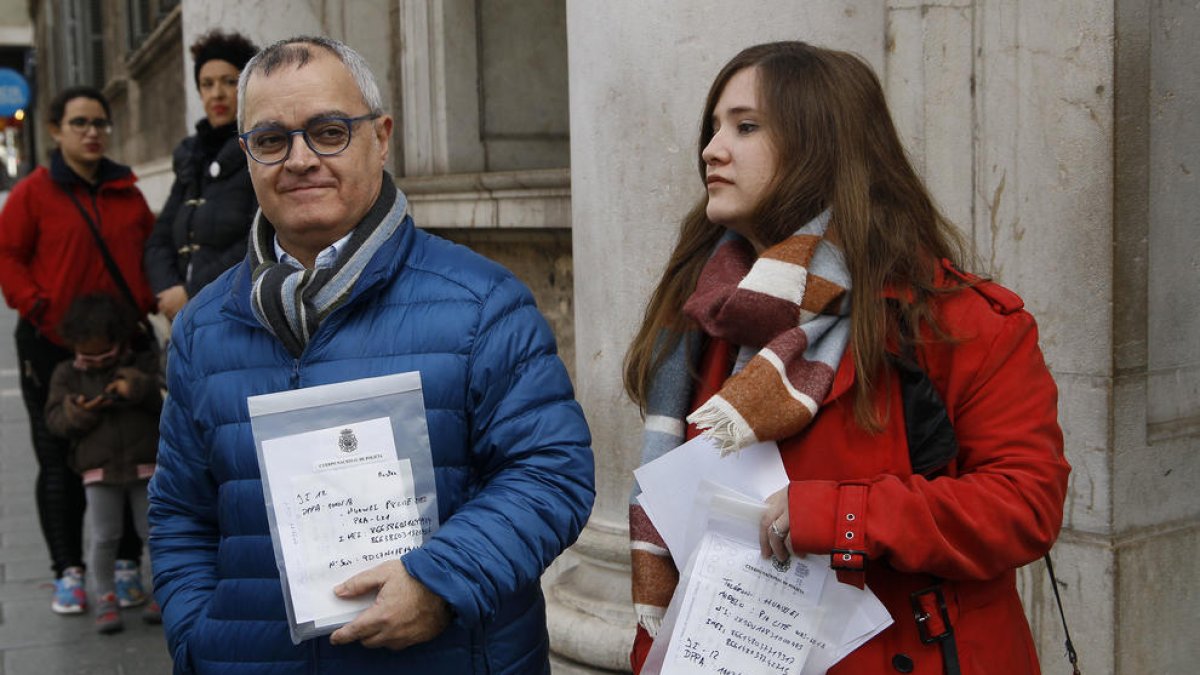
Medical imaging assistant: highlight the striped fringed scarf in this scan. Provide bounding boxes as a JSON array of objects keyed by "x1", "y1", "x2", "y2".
[
  {"x1": 630, "y1": 210, "x2": 851, "y2": 636},
  {"x1": 248, "y1": 177, "x2": 406, "y2": 357}
]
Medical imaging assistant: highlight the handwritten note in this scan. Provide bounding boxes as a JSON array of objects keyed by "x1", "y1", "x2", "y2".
[
  {"x1": 261, "y1": 416, "x2": 433, "y2": 626},
  {"x1": 662, "y1": 533, "x2": 827, "y2": 674}
]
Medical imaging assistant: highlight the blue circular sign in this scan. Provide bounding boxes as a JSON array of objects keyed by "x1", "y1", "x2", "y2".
[{"x1": 0, "y1": 68, "x2": 30, "y2": 117}]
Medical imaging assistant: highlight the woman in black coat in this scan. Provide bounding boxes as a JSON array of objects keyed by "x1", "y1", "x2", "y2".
[{"x1": 144, "y1": 30, "x2": 258, "y2": 320}]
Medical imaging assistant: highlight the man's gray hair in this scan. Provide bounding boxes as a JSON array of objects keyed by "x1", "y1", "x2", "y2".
[{"x1": 237, "y1": 36, "x2": 383, "y2": 131}]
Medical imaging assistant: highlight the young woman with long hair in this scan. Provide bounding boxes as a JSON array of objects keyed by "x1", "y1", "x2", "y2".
[{"x1": 627, "y1": 41, "x2": 1070, "y2": 674}]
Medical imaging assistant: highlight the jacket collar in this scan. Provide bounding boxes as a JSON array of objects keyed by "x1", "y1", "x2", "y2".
[
  {"x1": 49, "y1": 149, "x2": 136, "y2": 191},
  {"x1": 175, "y1": 122, "x2": 246, "y2": 185},
  {"x1": 197, "y1": 120, "x2": 246, "y2": 176},
  {"x1": 194, "y1": 118, "x2": 237, "y2": 148}
]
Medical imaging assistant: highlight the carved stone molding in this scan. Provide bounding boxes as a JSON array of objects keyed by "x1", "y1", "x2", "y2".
[{"x1": 396, "y1": 168, "x2": 570, "y2": 229}]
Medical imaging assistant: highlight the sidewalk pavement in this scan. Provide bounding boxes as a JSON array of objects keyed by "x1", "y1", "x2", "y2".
[{"x1": 0, "y1": 305, "x2": 173, "y2": 674}]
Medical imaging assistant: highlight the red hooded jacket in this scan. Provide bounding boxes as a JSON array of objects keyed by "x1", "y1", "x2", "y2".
[{"x1": 0, "y1": 151, "x2": 156, "y2": 346}]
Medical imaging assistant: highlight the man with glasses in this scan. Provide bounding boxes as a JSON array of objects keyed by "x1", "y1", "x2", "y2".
[{"x1": 148, "y1": 37, "x2": 594, "y2": 674}]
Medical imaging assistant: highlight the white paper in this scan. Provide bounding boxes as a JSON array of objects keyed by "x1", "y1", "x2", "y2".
[
  {"x1": 799, "y1": 573, "x2": 893, "y2": 674},
  {"x1": 634, "y1": 436, "x2": 788, "y2": 562},
  {"x1": 638, "y1": 439, "x2": 893, "y2": 674},
  {"x1": 261, "y1": 416, "x2": 433, "y2": 626},
  {"x1": 661, "y1": 533, "x2": 827, "y2": 674}
]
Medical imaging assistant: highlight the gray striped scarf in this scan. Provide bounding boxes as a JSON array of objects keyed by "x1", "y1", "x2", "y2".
[{"x1": 248, "y1": 177, "x2": 406, "y2": 357}]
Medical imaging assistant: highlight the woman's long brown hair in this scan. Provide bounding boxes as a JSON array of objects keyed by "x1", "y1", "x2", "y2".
[{"x1": 624, "y1": 41, "x2": 969, "y2": 432}]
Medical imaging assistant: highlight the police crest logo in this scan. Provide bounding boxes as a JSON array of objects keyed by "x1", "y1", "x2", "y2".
[{"x1": 337, "y1": 428, "x2": 358, "y2": 454}]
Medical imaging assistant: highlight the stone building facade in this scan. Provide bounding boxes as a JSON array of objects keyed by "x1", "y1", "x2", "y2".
[
  {"x1": 28, "y1": 0, "x2": 577, "y2": 376},
  {"x1": 29, "y1": 0, "x2": 185, "y2": 208},
  {"x1": 26, "y1": 1, "x2": 1200, "y2": 673}
]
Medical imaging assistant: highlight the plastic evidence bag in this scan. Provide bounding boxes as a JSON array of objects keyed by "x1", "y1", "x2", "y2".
[
  {"x1": 248, "y1": 371, "x2": 439, "y2": 644},
  {"x1": 643, "y1": 488, "x2": 828, "y2": 675}
]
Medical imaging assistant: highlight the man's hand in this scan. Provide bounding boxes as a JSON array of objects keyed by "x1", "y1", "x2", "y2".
[{"x1": 328, "y1": 560, "x2": 451, "y2": 650}]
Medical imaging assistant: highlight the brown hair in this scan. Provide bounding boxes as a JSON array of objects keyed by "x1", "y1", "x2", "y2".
[
  {"x1": 47, "y1": 86, "x2": 110, "y2": 125},
  {"x1": 623, "y1": 41, "x2": 969, "y2": 431}
]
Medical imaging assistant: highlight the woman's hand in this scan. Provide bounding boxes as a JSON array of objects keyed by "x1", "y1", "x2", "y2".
[
  {"x1": 760, "y1": 486, "x2": 791, "y2": 562},
  {"x1": 157, "y1": 285, "x2": 188, "y2": 320}
]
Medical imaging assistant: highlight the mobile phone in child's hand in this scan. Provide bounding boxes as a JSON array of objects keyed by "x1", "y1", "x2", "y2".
[{"x1": 75, "y1": 393, "x2": 113, "y2": 411}]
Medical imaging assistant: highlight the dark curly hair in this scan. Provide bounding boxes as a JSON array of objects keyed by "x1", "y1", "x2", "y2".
[
  {"x1": 190, "y1": 30, "x2": 258, "y2": 87},
  {"x1": 47, "y1": 86, "x2": 110, "y2": 126},
  {"x1": 58, "y1": 293, "x2": 138, "y2": 347}
]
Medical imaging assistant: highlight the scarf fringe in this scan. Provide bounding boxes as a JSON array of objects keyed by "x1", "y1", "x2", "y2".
[
  {"x1": 686, "y1": 395, "x2": 757, "y2": 457},
  {"x1": 635, "y1": 605, "x2": 666, "y2": 638}
]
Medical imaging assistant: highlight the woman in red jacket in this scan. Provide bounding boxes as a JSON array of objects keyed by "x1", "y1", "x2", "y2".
[
  {"x1": 0, "y1": 86, "x2": 156, "y2": 616},
  {"x1": 626, "y1": 42, "x2": 1070, "y2": 674}
]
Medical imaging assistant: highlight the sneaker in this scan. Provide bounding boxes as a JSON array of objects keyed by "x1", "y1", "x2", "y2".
[
  {"x1": 51, "y1": 567, "x2": 87, "y2": 615},
  {"x1": 94, "y1": 592, "x2": 124, "y2": 634},
  {"x1": 143, "y1": 599, "x2": 162, "y2": 625},
  {"x1": 114, "y1": 559, "x2": 146, "y2": 608}
]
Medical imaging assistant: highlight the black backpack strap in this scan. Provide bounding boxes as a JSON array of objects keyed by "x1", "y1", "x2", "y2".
[{"x1": 889, "y1": 304, "x2": 959, "y2": 476}]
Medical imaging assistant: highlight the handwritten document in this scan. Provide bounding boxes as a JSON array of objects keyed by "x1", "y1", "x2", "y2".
[
  {"x1": 637, "y1": 436, "x2": 894, "y2": 674},
  {"x1": 261, "y1": 416, "x2": 434, "y2": 627},
  {"x1": 661, "y1": 532, "x2": 828, "y2": 674}
]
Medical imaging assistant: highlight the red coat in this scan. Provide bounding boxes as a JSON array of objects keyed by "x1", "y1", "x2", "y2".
[
  {"x1": 0, "y1": 152, "x2": 156, "y2": 346},
  {"x1": 778, "y1": 263, "x2": 1068, "y2": 673},
  {"x1": 633, "y1": 261, "x2": 1069, "y2": 674}
]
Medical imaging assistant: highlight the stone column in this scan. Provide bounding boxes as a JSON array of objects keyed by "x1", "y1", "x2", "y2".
[
  {"x1": 550, "y1": 3, "x2": 881, "y2": 672},
  {"x1": 1109, "y1": 2, "x2": 1200, "y2": 673}
]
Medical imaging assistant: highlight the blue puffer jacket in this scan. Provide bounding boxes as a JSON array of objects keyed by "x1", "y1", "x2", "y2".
[{"x1": 148, "y1": 202, "x2": 595, "y2": 674}]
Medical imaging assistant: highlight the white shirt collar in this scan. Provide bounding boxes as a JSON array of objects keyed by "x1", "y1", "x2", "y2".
[{"x1": 274, "y1": 230, "x2": 355, "y2": 270}]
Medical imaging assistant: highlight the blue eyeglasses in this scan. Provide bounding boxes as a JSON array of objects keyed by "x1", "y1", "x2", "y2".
[{"x1": 239, "y1": 114, "x2": 381, "y2": 165}]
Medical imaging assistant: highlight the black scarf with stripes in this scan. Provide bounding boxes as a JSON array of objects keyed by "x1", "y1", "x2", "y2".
[{"x1": 247, "y1": 176, "x2": 406, "y2": 357}]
